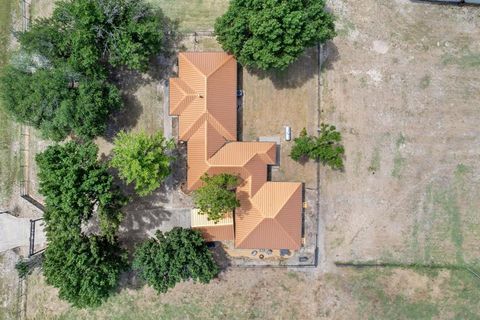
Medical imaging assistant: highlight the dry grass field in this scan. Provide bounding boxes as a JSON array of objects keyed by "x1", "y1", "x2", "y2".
[
  {"x1": 2, "y1": 0, "x2": 480, "y2": 319},
  {"x1": 0, "y1": 0, "x2": 21, "y2": 205},
  {"x1": 321, "y1": 0, "x2": 480, "y2": 269},
  {"x1": 148, "y1": 0, "x2": 228, "y2": 33}
]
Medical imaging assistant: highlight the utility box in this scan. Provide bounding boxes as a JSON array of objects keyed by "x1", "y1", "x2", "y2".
[{"x1": 285, "y1": 126, "x2": 292, "y2": 141}]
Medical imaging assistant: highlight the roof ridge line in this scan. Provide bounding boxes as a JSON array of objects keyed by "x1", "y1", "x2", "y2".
[
  {"x1": 181, "y1": 113, "x2": 207, "y2": 141},
  {"x1": 250, "y1": 182, "x2": 299, "y2": 218},
  {"x1": 273, "y1": 218, "x2": 299, "y2": 248},
  {"x1": 206, "y1": 113, "x2": 236, "y2": 142},
  {"x1": 181, "y1": 53, "x2": 209, "y2": 79},
  {"x1": 206, "y1": 55, "x2": 234, "y2": 78}
]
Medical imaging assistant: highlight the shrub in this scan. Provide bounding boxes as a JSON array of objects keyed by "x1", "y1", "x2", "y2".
[
  {"x1": 290, "y1": 124, "x2": 344, "y2": 170},
  {"x1": 15, "y1": 260, "x2": 29, "y2": 279}
]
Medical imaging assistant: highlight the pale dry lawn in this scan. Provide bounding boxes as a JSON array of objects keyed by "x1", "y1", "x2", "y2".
[
  {"x1": 322, "y1": 0, "x2": 480, "y2": 268},
  {"x1": 148, "y1": 0, "x2": 229, "y2": 33},
  {"x1": 25, "y1": 265, "x2": 480, "y2": 319},
  {"x1": 242, "y1": 47, "x2": 319, "y2": 189}
]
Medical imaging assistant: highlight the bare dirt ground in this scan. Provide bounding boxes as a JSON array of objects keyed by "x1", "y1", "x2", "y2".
[{"x1": 2, "y1": 0, "x2": 480, "y2": 319}]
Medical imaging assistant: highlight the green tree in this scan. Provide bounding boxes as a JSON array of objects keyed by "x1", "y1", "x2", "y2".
[
  {"x1": 290, "y1": 128, "x2": 315, "y2": 162},
  {"x1": 133, "y1": 228, "x2": 219, "y2": 294},
  {"x1": 36, "y1": 141, "x2": 126, "y2": 241},
  {"x1": 193, "y1": 173, "x2": 240, "y2": 223},
  {"x1": 215, "y1": 0, "x2": 336, "y2": 70},
  {"x1": 43, "y1": 234, "x2": 127, "y2": 308},
  {"x1": 1, "y1": 0, "x2": 165, "y2": 142},
  {"x1": 19, "y1": 0, "x2": 164, "y2": 74},
  {"x1": 290, "y1": 124, "x2": 344, "y2": 170},
  {"x1": 0, "y1": 65, "x2": 121, "y2": 141},
  {"x1": 110, "y1": 131, "x2": 175, "y2": 197}
]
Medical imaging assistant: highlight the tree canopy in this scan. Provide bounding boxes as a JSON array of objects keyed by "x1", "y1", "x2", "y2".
[
  {"x1": 133, "y1": 228, "x2": 219, "y2": 294},
  {"x1": 43, "y1": 235, "x2": 127, "y2": 308},
  {"x1": 36, "y1": 141, "x2": 127, "y2": 307},
  {"x1": 215, "y1": 0, "x2": 336, "y2": 70},
  {"x1": 0, "y1": 65, "x2": 121, "y2": 141},
  {"x1": 19, "y1": 0, "x2": 164, "y2": 74},
  {"x1": 0, "y1": 0, "x2": 165, "y2": 141},
  {"x1": 290, "y1": 124, "x2": 344, "y2": 170},
  {"x1": 193, "y1": 173, "x2": 240, "y2": 223},
  {"x1": 110, "y1": 131, "x2": 175, "y2": 196},
  {"x1": 36, "y1": 141, "x2": 125, "y2": 242}
]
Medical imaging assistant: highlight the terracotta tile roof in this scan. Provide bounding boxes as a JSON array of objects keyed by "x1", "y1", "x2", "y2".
[{"x1": 170, "y1": 52, "x2": 302, "y2": 250}]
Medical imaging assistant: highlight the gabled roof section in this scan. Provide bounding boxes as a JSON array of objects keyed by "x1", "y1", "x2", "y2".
[
  {"x1": 169, "y1": 78, "x2": 197, "y2": 116},
  {"x1": 208, "y1": 142, "x2": 276, "y2": 167},
  {"x1": 181, "y1": 52, "x2": 234, "y2": 77}
]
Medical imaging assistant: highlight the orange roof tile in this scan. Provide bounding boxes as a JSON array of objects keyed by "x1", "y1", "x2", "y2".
[{"x1": 170, "y1": 52, "x2": 303, "y2": 250}]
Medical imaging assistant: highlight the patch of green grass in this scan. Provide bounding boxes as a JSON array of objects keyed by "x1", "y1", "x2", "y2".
[
  {"x1": 391, "y1": 156, "x2": 406, "y2": 178},
  {"x1": 409, "y1": 164, "x2": 478, "y2": 267},
  {"x1": 368, "y1": 147, "x2": 381, "y2": 173},
  {"x1": 359, "y1": 76, "x2": 367, "y2": 88},
  {"x1": 391, "y1": 134, "x2": 406, "y2": 178},
  {"x1": 419, "y1": 75, "x2": 431, "y2": 89},
  {"x1": 351, "y1": 268, "x2": 439, "y2": 319},
  {"x1": 147, "y1": 0, "x2": 229, "y2": 33},
  {"x1": 196, "y1": 36, "x2": 222, "y2": 51},
  {"x1": 442, "y1": 52, "x2": 480, "y2": 69}
]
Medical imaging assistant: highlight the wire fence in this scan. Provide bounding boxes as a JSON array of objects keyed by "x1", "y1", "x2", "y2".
[
  {"x1": 16, "y1": 2, "x2": 34, "y2": 319},
  {"x1": 16, "y1": 0, "x2": 45, "y2": 213}
]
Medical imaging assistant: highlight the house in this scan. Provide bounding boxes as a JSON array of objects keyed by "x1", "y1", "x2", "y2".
[{"x1": 169, "y1": 52, "x2": 303, "y2": 250}]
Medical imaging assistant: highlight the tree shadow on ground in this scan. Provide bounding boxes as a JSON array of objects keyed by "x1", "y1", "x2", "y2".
[
  {"x1": 320, "y1": 41, "x2": 340, "y2": 72},
  {"x1": 111, "y1": 144, "x2": 190, "y2": 253},
  {"x1": 102, "y1": 15, "x2": 184, "y2": 142},
  {"x1": 245, "y1": 41, "x2": 340, "y2": 90},
  {"x1": 118, "y1": 189, "x2": 172, "y2": 253},
  {"x1": 165, "y1": 143, "x2": 187, "y2": 191},
  {"x1": 211, "y1": 244, "x2": 231, "y2": 271}
]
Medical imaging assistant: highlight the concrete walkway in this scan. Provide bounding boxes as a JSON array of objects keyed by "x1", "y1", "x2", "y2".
[{"x1": 0, "y1": 214, "x2": 46, "y2": 252}]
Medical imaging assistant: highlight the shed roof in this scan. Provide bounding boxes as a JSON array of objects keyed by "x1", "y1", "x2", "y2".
[
  {"x1": 170, "y1": 52, "x2": 302, "y2": 250},
  {"x1": 191, "y1": 208, "x2": 234, "y2": 241}
]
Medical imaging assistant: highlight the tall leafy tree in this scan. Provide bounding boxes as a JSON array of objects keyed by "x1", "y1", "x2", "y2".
[
  {"x1": 36, "y1": 141, "x2": 126, "y2": 241},
  {"x1": 193, "y1": 173, "x2": 240, "y2": 223},
  {"x1": 0, "y1": 65, "x2": 121, "y2": 141},
  {"x1": 1, "y1": 0, "x2": 165, "y2": 141},
  {"x1": 110, "y1": 131, "x2": 175, "y2": 196},
  {"x1": 215, "y1": 0, "x2": 336, "y2": 70},
  {"x1": 290, "y1": 124, "x2": 344, "y2": 170},
  {"x1": 133, "y1": 228, "x2": 219, "y2": 294},
  {"x1": 18, "y1": 0, "x2": 164, "y2": 74},
  {"x1": 43, "y1": 234, "x2": 127, "y2": 308}
]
